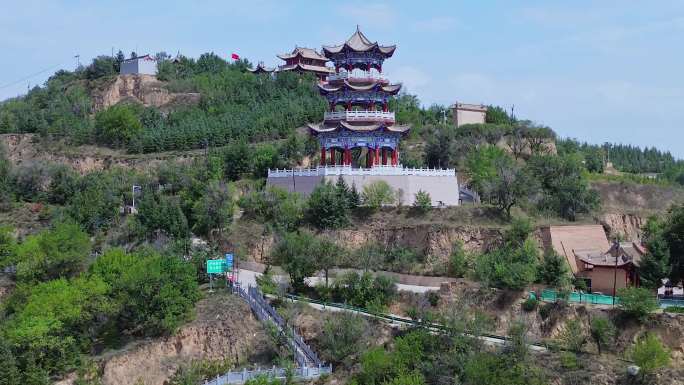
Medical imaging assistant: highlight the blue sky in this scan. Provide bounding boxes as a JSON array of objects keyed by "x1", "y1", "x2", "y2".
[{"x1": 1, "y1": 0, "x2": 682, "y2": 157}]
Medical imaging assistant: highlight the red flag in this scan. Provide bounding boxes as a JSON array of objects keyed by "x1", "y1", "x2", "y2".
[{"x1": 231, "y1": 53, "x2": 240, "y2": 60}]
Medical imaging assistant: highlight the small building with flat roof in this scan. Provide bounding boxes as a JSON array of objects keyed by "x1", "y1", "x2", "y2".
[
  {"x1": 120, "y1": 54, "x2": 157, "y2": 75},
  {"x1": 452, "y1": 102, "x2": 487, "y2": 127}
]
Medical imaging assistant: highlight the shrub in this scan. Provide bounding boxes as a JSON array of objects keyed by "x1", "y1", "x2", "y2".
[
  {"x1": 426, "y1": 291, "x2": 440, "y2": 307},
  {"x1": 559, "y1": 351, "x2": 579, "y2": 369},
  {"x1": 629, "y1": 333, "x2": 670, "y2": 380},
  {"x1": 319, "y1": 312, "x2": 369, "y2": 364},
  {"x1": 412, "y1": 190, "x2": 431, "y2": 213},
  {"x1": 617, "y1": 287, "x2": 658, "y2": 322},
  {"x1": 590, "y1": 316, "x2": 615, "y2": 354},
  {"x1": 475, "y1": 238, "x2": 540, "y2": 290},
  {"x1": 448, "y1": 241, "x2": 469, "y2": 278},
  {"x1": 94, "y1": 104, "x2": 143, "y2": 147},
  {"x1": 362, "y1": 180, "x2": 396, "y2": 211},
  {"x1": 559, "y1": 318, "x2": 586, "y2": 353},
  {"x1": 664, "y1": 306, "x2": 684, "y2": 313},
  {"x1": 332, "y1": 271, "x2": 397, "y2": 309}
]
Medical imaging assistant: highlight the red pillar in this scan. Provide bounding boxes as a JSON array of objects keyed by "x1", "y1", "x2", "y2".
[
  {"x1": 345, "y1": 146, "x2": 351, "y2": 165},
  {"x1": 374, "y1": 146, "x2": 380, "y2": 166},
  {"x1": 366, "y1": 149, "x2": 373, "y2": 167},
  {"x1": 320, "y1": 146, "x2": 326, "y2": 166},
  {"x1": 382, "y1": 148, "x2": 387, "y2": 165},
  {"x1": 391, "y1": 148, "x2": 398, "y2": 166},
  {"x1": 330, "y1": 148, "x2": 335, "y2": 165}
]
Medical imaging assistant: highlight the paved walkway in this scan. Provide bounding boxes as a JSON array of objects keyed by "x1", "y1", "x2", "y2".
[{"x1": 237, "y1": 268, "x2": 440, "y2": 294}]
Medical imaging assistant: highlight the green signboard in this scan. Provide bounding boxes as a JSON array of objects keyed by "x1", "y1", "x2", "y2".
[{"x1": 206, "y1": 259, "x2": 226, "y2": 274}]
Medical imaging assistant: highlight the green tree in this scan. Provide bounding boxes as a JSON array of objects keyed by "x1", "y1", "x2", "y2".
[
  {"x1": 306, "y1": 181, "x2": 350, "y2": 229},
  {"x1": 639, "y1": 216, "x2": 671, "y2": 289},
  {"x1": 47, "y1": 165, "x2": 79, "y2": 205},
  {"x1": 85, "y1": 55, "x2": 117, "y2": 79},
  {"x1": 362, "y1": 180, "x2": 396, "y2": 211},
  {"x1": 538, "y1": 252, "x2": 570, "y2": 287},
  {"x1": 89, "y1": 248, "x2": 200, "y2": 335},
  {"x1": 475, "y1": 237, "x2": 539, "y2": 290},
  {"x1": 485, "y1": 105, "x2": 512, "y2": 124},
  {"x1": 191, "y1": 181, "x2": 235, "y2": 237},
  {"x1": 319, "y1": 312, "x2": 368, "y2": 363},
  {"x1": 590, "y1": 316, "x2": 615, "y2": 354},
  {"x1": 412, "y1": 190, "x2": 432, "y2": 214},
  {"x1": 13, "y1": 221, "x2": 91, "y2": 282},
  {"x1": 663, "y1": 204, "x2": 684, "y2": 284},
  {"x1": 0, "y1": 340, "x2": 20, "y2": 385},
  {"x1": 316, "y1": 236, "x2": 344, "y2": 287},
  {"x1": 526, "y1": 154, "x2": 600, "y2": 220},
  {"x1": 136, "y1": 191, "x2": 190, "y2": 240},
  {"x1": 94, "y1": 104, "x2": 143, "y2": 147},
  {"x1": 2, "y1": 276, "x2": 112, "y2": 376},
  {"x1": 629, "y1": 334, "x2": 670, "y2": 380},
  {"x1": 271, "y1": 232, "x2": 318, "y2": 291},
  {"x1": 617, "y1": 287, "x2": 658, "y2": 322}
]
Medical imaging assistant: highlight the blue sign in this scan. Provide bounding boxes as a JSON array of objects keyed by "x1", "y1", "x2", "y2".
[{"x1": 225, "y1": 253, "x2": 234, "y2": 271}]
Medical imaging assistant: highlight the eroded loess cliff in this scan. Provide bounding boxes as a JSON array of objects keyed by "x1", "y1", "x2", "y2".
[
  {"x1": 92, "y1": 74, "x2": 200, "y2": 112},
  {"x1": 56, "y1": 293, "x2": 273, "y2": 385}
]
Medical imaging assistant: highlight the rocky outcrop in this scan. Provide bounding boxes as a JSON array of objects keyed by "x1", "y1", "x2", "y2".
[
  {"x1": 92, "y1": 74, "x2": 200, "y2": 111},
  {"x1": 598, "y1": 212, "x2": 646, "y2": 242}
]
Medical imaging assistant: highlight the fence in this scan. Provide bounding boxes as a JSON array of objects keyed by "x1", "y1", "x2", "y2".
[
  {"x1": 204, "y1": 365, "x2": 332, "y2": 385},
  {"x1": 268, "y1": 165, "x2": 456, "y2": 178},
  {"x1": 540, "y1": 289, "x2": 618, "y2": 305},
  {"x1": 233, "y1": 284, "x2": 324, "y2": 368},
  {"x1": 541, "y1": 289, "x2": 684, "y2": 308}
]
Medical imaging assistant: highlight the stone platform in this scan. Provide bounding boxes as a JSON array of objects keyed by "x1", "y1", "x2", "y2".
[{"x1": 266, "y1": 165, "x2": 460, "y2": 206}]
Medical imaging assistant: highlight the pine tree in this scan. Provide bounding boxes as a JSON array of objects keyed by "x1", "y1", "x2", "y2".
[{"x1": 0, "y1": 341, "x2": 19, "y2": 385}]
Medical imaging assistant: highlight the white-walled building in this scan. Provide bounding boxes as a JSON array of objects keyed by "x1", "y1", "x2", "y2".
[
  {"x1": 120, "y1": 55, "x2": 157, "y2": 75},
  {"x1": 452, "y1": 102, "x2": 487, "y2": 127}
]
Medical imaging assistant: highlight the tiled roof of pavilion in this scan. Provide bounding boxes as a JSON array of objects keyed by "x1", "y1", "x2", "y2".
[
  {"x1": 248, "y1": 62, "x2": 274, "y2": 74},
  {"x1": 277, "y1": 63, "x2": 335, "y2": 74},
  {"x1": 318, "y1": 82, "x2": 401, "y2": 94},
  {"x1": 277, "y1": 47, "x2": 329, "y2": 61},
  {"x1": 322, "y1": 27, "x2": 396, "y2": 57},
  {"x1": 308, "y1": 121, "x2": 410, "y2": 133}
]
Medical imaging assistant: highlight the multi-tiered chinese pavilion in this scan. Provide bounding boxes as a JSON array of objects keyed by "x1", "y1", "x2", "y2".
[
  {"x1": 267, "y1": 28, "x2": 460, "y2": 206},
  {"x1": 309, "y1": 27, "x2": 409, "y2": 167}
]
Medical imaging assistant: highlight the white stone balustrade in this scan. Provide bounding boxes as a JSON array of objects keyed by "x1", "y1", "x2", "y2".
[
  {"x1": 324, "y1": 110, "x2": 395, "y2": 122},
  {"x1": 268, "y1": 165, "x2": 456, "y2": 178},
  {"x1": 327, "y1": 71, "x2": 387, "y2": 83}
]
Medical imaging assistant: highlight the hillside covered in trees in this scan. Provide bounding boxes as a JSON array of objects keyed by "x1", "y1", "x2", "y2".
[{"x1": 1, "y1": 51, "x2": 683, "y2": 385}]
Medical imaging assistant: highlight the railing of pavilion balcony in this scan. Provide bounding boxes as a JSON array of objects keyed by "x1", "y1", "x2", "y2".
[
  {"x1": 268, "y1": 165, "x2": 457, "y2": 178},
  {"x1": 327, "y1": 71, "x2": 388, "y2": 83},
  {"x1": 323, "y1": 110, "x2": 395, "y2": 122}
]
